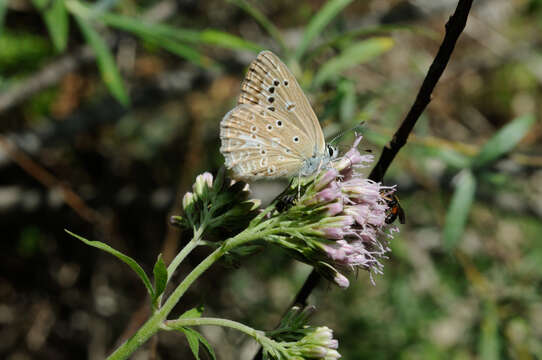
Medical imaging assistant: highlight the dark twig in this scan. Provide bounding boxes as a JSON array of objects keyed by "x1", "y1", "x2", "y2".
[{"x1": 253, "y1": 1, "x2": 474, "y2": 358}]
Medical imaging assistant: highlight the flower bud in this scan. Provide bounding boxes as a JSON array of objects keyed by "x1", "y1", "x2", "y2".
[
  {"x1": 182, "y1": 192, "x2": 195, "y2": 210},
  {"x1": 333, "y1": 272, "x2": 350, "y2": 289},
  {"x1": 324, "y1": 201, "x2": 343, "y2": 216},
  {"x1": 315, "y1": 168, "x2": 339, "y2": 191},
  {"x1": 193, "y1": 172, "x2": 213, "y2": 195}
]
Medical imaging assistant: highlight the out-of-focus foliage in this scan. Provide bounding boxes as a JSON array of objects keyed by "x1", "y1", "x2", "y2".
[{"x1": 1, "y1": 0, "x2": 542, "y2": 359}]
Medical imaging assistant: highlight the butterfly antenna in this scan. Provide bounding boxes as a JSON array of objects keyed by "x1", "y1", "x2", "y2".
[{"x1": 329, "y1": 121, "x2": 367, "y2": 145}]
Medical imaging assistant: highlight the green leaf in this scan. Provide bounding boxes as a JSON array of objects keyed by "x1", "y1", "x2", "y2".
[
  {"x1": 313, "y1": 37, "x2": 394, "y2": 86},
  {"x1": 152, "y1": 254, "x2": 168, "y2": 303},
  {"x1": 65, "y1": 229, "x2": 154, "y2": 298},
  {"x1": 32, "y1": 0, "x2": 69, "y2": 52},
  {"x1": 472, "y1": 114, "x2": 535, "y2": 168},
  {"x1": 200, "y1": 29, "x2": 263, "y2": 52},
  {"x1": 182, "y1": 327, "x2": 201, "y2": 360},
  {"x1": 191, "y1": 329, "x2": 216, "y2": 360},
  {"x1": 179, "y1": 327, "x2": 216, "y2": 360},
  {"x1": 443, "y1": 170, "x2": 477, "y2": 250},
  {"x1": 96, "y1": 11, "x2": 260, "y2": 61},
  {"x1": 295, "y1": 0, "x2": 353, "y2": 60},
  {"x1": 179, "y1": 306, "x2": 204, "y2": 320},
  {"x1": 479, "y1": 301, "x2": 499, "y2": 360},
  {"x1": 74, "y1": 15, "x2": 130, "y2": 106},
  {"x1": 146, "y1": 36, "x2": 214, "y2": 68},
  {"x1": 97, "y1": 10, "x2": 200, "y2": 43}
]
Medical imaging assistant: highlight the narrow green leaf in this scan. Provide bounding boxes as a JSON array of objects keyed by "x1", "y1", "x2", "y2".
[
  {"x1": 182, "y1": 327, "x2": 201, "y2": 360},
  {"x1": 32, "y1": 0, "x2": 69, "y2": 51},
  {"x1": 146, "y1": 36, "x2": 214, "y2": 68},
  {"x1": 191, "y1": 329, "x2": 217, "y2": 360},
  {"x1": 295, "y1": 0, "x2": 353, "y2": 60},
  {"x1": 472, "y1": 114, "x2": 535, "y2": 168},
  {"x1": 179, "y1": 306, "x2": 204, "y2": 320},
  {"x1": 479, "y1": 301, "x2": 499, "y2": 360},
  {"x1": 65, "y1": 229, "x2": 154, "y2": 298},
  {"x1": 153, "y1": 254, "x2": 168, "y2": 302},
  {"x1": 313, "y1": 37, "x2": 394, "y2": 86},
  {"x1": 99, "y1": 11, "x2": 201, "y2": 43},
  {"x1": 443, "y1": 170, "x2": 477, "y2": 249},
  {"x1": 74, "y1": 15, "x2": 130, "y2": 106},
  {"x1": 200, "y1": 29, "x2": 263, "y2": 52}
]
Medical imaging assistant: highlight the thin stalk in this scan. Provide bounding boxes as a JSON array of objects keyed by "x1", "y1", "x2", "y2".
[
  {"x1": 166, "y1": 226, "x2": 203, "y2": 282},
  {"x1": 164, "y1": 317, "x2": 264, "y2": 338},
  {"x1": 107, "y1": 226, "x2": 268, "y2": 360},
  {"x1": 163, "y1": 317, "x2": 279, "y2": 354}
]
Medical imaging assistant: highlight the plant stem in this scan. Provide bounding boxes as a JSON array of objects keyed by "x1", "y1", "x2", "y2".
[
  {"x1": 107, "y1": 226, "x2": 266, "y2": 360},
  {"x1": 164, "y1": 317, "x2": 264, "y2": 338},
  {"x1": 164, "y1": 317, "x2": 279, "y2": 354},
  {"x1": 166, "y1": 226, "x2": 203, "y2": 282}
]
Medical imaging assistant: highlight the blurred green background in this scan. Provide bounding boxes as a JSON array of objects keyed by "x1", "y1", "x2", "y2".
[{"x1": 1, "y1": 0, "x2": 542, "y2": 359}]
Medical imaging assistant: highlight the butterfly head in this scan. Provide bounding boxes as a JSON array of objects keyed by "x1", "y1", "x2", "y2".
[{"x1": 299, "y1": 144, "x2": 339, "y2": 177}]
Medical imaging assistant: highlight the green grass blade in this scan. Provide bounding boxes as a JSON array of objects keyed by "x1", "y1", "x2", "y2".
[
  {"x1": 479, "y1": 301, "x2": 500, "y2": 360},
  {"x1": 313, "y1": 37, "x2": 394, "y2": 87},
  {"x1": 99, "y1": 11, "x2": 201, "y2": 43},
  {"x1": 295, "y1": 0, "x2": 353, "y2": 60},
  {"x1": 472, "y1": 114, "x2": 535, "y2": 168},
  {"x1": 443, "y1": 169, "x2": 477, "y2": 250},
  {"x1": 200, "y1": 29, "x2": 263, "y2": 52},
  {"x1": 32, "y1": 0, "x2": 69, "y2": 51},
  {"x1": 146, "y1": 36, "x2": 215, "y2": 68},
  {"x1": 74, "y1": 15, "x2": 130, "y2": 106},
  {"x1": 65, "y1": 230, "x2": 154, "y2": 299},
  {"x1": 228, "y1": 0, "x2": 288, "y2": 56}
]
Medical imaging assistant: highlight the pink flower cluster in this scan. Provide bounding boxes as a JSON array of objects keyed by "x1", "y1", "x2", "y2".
[{"x1": 303, "y1": 136, "x2": 399, "y2": 287}]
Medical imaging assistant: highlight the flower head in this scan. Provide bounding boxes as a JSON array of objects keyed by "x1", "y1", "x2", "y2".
[
  {"x1": 255, "y1": 135, "x2": 399, "y2": 287},
  {"x1": 264, "y1": 306, "x2": 341, "y2": 360},
  {"x1": 171, "y1": 168, "x2": 260, "y2": 237}
]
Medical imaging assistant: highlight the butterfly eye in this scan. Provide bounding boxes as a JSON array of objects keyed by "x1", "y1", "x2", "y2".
[{"x1": 327, "y1": 145, "x2": 337, "y2": 158}]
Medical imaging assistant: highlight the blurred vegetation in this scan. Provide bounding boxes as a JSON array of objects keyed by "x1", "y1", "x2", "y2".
[{"x1": 1, "y1": 0, "x2": 542, "y2": 359}]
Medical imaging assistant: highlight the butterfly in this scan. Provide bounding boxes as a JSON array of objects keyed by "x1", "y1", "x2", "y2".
[{"x1": 219, "y1": 51, "x2": 337, "y2": 181}]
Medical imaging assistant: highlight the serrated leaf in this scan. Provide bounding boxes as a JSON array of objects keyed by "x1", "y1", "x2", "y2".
[
  {"x1": 295, "y1": 0, "x2": 353, "y2": 60},
  {"x1": 314, "y1": 37, "x2": 394, "y2": 86},
  {"x1": 182, "y1": 327, "x2": 201, "y2": 360},
  {"x1": 65, "y1": 229, "x2": 154, "y2": 298},
  {"x1": 472, "y1": 114, "x2": 534, "y2": 168},
  {"x1": 179, "y1": 306, "x2": 204, "y2": 319},
  {"x1": 74, "y1": 15, "x2": 130, "y2": 106},
  {"x1": 443, "y1": 170, "x2": 477, "y2": 249},
  {"x1": 153, "y1": 254, "x2": 168, "y2": 303},
  {"x1": 479, "y1": 302, "x2": 499, "y2": 360},
  {"x1": 32, "y1": 0, "x2": 69, "y2": 52}
]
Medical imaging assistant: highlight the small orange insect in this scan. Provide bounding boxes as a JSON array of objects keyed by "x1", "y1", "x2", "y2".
[{"x1": 382, "y1": 193, "x2": 406, "y2": 225}]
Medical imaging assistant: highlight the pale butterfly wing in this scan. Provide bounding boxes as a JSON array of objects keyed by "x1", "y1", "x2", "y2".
[
  {"x1": 220, "y1": 51, "x2": 330, "y2": 181},
  {"x1": 220, "y1": 104, "x2": 308, "y2": 180},
  {"x1": 238, "y1": 51, "x2": 326, "y2": 158}
]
